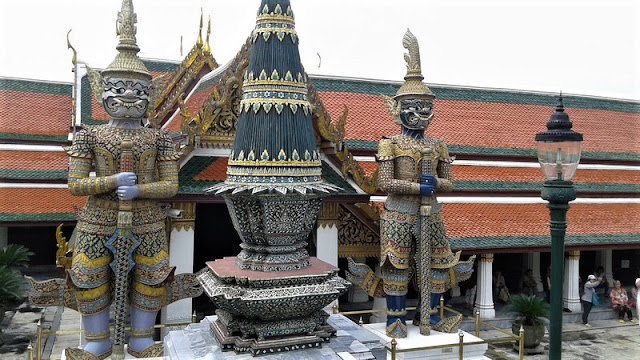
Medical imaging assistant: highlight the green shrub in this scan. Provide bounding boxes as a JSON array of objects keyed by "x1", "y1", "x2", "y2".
[
  {"x1": 0, "y1": 244, "x2": 34, "y2": 268},
  {"x1": 0, "y1": 265, "x2": 23, "y2": 301},
  {"x1": 503, "y1": 294, "x2": 550, "y2": 328},
  {"x1": 0, "y1": 245, "x2": 33, "y2": 303}
]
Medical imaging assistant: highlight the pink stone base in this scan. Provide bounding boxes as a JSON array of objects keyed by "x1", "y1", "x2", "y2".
[{"x1": 206, "y1": 257, "x2": 338, "y2": 281}]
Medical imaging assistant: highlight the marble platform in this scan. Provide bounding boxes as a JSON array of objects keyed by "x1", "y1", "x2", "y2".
[
  {"x1": 60, "y1": 345, "x2": 165, "y2": 360},
  {"x1": 164, "y1": 314, "x2": 386, "y2": 359},
  {"x1": 363, "y1": 322, "x2": 489, "y2": 360}
]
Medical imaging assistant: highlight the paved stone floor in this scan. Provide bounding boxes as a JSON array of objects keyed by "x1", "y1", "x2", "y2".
[
  {"x1": 2, "y1": 302, "x2": 639, "y2": 360},
  {"x1": 483, "y1": 319, "x2": 640, "y2": 360}
]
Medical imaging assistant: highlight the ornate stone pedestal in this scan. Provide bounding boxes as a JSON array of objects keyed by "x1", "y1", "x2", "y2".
[{"x1": 198, "y1": 257, "x2": 349, "y2": 355}]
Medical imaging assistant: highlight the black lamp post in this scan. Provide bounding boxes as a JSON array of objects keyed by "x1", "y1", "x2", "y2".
[{"x1": 535, "y1": 95, "x2": 583, "y2": 360}]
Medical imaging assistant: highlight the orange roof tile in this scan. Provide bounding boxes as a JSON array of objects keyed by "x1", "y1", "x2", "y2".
[
  {"x1": 0, "y1": 90, "x2": 71, "y2": 136},
  {"x1": 357, "y1": 162, "x2": 378, "y2": 176},
  {"x1": 0, "y1": 151, "x2": 68, "y2": 171},
  {"x1": 317, "y1": 91, "x2": 640, "y2": 155},
  {"x1": 194, "y1": 157, "x2": 228, "y2": 181},
  {"x1": 454, "y1": 166, "x2": 640, "y2": 185},
  {"x1": 443, "y1": 203, "x2": 640, "y2": 238},
  {"x1": 0, "y1": 188, "x2": 86, "y2": 214}
]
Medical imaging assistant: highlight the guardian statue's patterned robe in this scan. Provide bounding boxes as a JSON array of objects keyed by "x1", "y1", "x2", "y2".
[
  {"x1": 377, "y1": 135, "x2": 470, "y2": 298},
  {"x1": 66, "y1": 126, "x2": 180, "y2": 315}
]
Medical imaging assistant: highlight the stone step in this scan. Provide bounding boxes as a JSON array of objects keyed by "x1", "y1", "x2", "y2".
[{"x1": 459, "y1": 305, "x2": 624, "y2": 332}]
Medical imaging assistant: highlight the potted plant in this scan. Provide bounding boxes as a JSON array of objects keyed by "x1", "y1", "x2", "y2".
[
  {"x1": 0, "y1": 244, "x2": 33, "y2": 346},
  {"x1": 503, "y1": 294, "x2": 549, "y2": 349}
]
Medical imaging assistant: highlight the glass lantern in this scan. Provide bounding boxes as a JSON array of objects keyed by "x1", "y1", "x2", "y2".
[
  {"x1": 535, "y1": 96, "x2": 583, "y2": 182},
  {"x1": 536, "y1": 140, "x2": 582, "y2": 181}
]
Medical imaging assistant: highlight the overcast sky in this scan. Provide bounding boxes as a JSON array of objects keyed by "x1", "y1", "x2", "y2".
[{"x1": 1, "y1": 0, "x2": 638, "y2": 100}]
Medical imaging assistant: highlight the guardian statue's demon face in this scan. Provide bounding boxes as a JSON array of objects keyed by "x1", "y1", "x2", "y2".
[
  {"x1": 102, "y1": 77, "x2": 150, "y2": 119},
  {"x1": 399, "y1": 98, "x2": 434, "y2": 131}
]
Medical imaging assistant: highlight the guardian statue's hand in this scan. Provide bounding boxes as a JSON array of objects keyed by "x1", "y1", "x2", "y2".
[
  {"x1": 420, "y1": 174, "x2": 437, "y2": 196},
  {"x1": 115, "y1": 172, "x2": 137, "y2": 186},
  {"x1": 117, "y1": 185, "x2": 139, "y2": 201}
]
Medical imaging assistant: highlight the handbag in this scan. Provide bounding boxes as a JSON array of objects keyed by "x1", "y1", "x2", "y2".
[
  {"x1": 499, "y1": 287, "x2": 510, "y2": 303},
  {"x1": 592, "y1": 292, "x2": 599, "y2": 306}
]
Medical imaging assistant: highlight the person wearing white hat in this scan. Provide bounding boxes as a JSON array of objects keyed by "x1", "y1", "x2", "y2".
[{"x1": 580, "y1": 274, "x2": 601, "y2": 326}]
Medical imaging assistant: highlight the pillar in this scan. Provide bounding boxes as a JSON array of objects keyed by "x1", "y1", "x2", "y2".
[
  {"x1": 0, "y1": 226, "x2": 8, "y2": 248},
  {"x1": 316, "y1": 203, "x2": 339, "y2": 267},
  {"x1": 563, "y1": 251, "x2": 581, "y2": 312},
  {"x1": 526, "y1": 252, "x2": 544, "y2": 293},
  {"x1": 317, "y1": 203, "x2": 340, "y2": 310},
  {"x1": 602, "y1": 250, "x2": 613, "y2": 283},
  {"x1": 476, "y1": 253, "x2": 495, "y2": 319},
  {"x1": 161, "y1": 203, "x2": 196, "y2": 326}
]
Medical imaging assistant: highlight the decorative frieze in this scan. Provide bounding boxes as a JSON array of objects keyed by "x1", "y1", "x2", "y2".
[{"x1": 169, "y1": 202, "x2": 196, "y2": 232}]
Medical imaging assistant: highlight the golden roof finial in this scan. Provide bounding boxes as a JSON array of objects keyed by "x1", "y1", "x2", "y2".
[
  {"x1": 180, "y1": 35, "x2": 183, "y2": 57},
  {"x1": 196, "y1": 8, "x2": 204, "y2": 48},
  {"x1": 66, "y1": 29, "x2": 77, "y2": 66},
  {"x1": 203, "y1": 15, "x2": 211, "y2": 55}
]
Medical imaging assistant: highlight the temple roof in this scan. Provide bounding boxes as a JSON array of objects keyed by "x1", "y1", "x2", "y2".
[
  {"x1": 314, "y1": 77, "x2": 640, "y2": 161},
  {"x1": 0, "y1": 150, "x2": 68, "y2": 181},
  {"x1": 0, "y1": 188, "x2": 86, "y2": 224},
  {"x1": 445, "y1": 202, "x2": 640, "y2": 252},
  {"x1": 0, "y1": 78, "x2": 72, "y2": 143},
  {"x1": 1, "y1": 49, "x2": 638, "y2": 253}
]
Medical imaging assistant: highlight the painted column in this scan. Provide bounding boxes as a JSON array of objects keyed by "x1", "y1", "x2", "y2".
[
  {"x1": 563, "y1": 251, "x2": 581, "y2": 312},
  {"x1": 161, "y1": 203, "x2": 196, "y2": 327},
  {"x1": 0, "y1": 226, "x2": 8, "y2": 248},
  {"x1": 526, "y1": 252, "x2": 544, "y2": 293},
  {"x1": 476, "y1": 253, "x2": 495, "y2": 319},
  {"x1": 317, "y1": 203, "x2": 340, "y2": 310}
]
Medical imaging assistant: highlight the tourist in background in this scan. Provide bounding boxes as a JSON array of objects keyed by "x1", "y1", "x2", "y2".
[
  {"x1": 493, "y1": 270, "x2": 510, "y2": 303},
  {"x1": 634, "y1": 278, "x2": 640, "y2": 326},
  {"x1": 581, "y1": 274, "x2": 601, "y2": 326},
  {"x1": 522, "y1": 269, "x2": 538, "y2": 296},
  {"x1": 610, "y1": 280, "x2": 634, "y2": 323},
  {"x1": 594, "y1": 266, "x2": 609, "y2": 297}
]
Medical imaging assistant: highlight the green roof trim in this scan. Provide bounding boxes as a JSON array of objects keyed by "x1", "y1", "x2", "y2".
[
  {"x1": 0, "y1": 169, "x2": 67, "y2": 180},
  {"x1": 309, "y1": 77, "x2": 640, "y2": 113},
  {"x1": 0, "y1": 132, "x2": 68, "y2": 143},
  {"x1": 178, "y1": 156, "x2": 220, "y2": 194},
  {"x1": 142, "y1": 60, "x2": 180, "y2": 73},
  {"x1": 0, "y1": 78, "x2": 71, "y2": 96},
  {"x1": 0, "y1": 212, "x2": 77, "y2": 223},
  {"x1": 344, "y1": 140, "x2": 379, "y2": 151},
  {"x1": 454, "y1": 181, "x2": 640, "y2": 193},
  {"x1": 343, "y1": 140, "x2": 640, "y2": 162},
  {"x1": 81, "y1": 75, "x2": 92, "y2": 123},
  {"x1": 450, "y1": 233, "x2": 640, "y2": 250},
  {"x1": 192, "y1": 76, "x2": 219, "y2": 95},
  {"x1": 322, "y1": 162, "x2": 357, "y2": 194}
]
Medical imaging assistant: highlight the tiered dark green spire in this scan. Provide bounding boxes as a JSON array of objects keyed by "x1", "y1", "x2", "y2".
[{"x1": 210, "y1": 0, "x2": 338, "y2": 195}]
